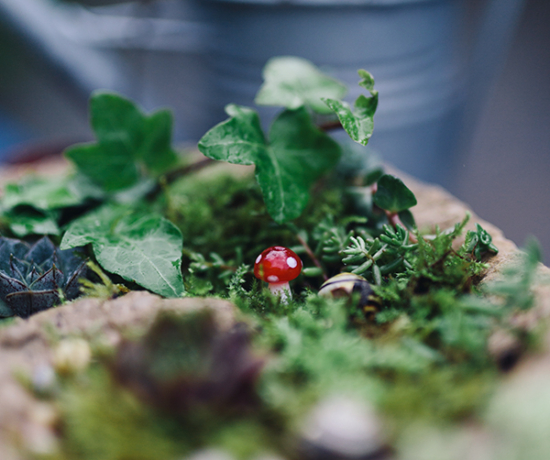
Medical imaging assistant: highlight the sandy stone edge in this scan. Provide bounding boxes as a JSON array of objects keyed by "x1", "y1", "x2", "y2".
[{"x1": 0, "y1": 292, "x2": 236, "y2": 459}]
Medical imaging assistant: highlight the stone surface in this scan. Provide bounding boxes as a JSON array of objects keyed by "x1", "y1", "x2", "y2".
[{"x1": 0, "y1": 291, "x2": 236, "y2": 459}]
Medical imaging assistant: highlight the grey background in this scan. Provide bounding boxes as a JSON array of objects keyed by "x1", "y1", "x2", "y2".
[{"x1": 453, "y1": 0, "x2": 550, "y2": 261}]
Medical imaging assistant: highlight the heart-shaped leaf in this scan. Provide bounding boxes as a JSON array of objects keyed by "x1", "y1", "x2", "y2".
[
  {"x1": 373, "y1": 174, "x2": 417, "y2": 213},
  {"x1": 4, "y1": 209, "x2": 60, "y2": 238},
  {"x1": 323, "y1": 69, "x2": 378, "y2": 146},
  {"x1": 65, "y1": 92, "x2": 179, "y2": 192},
  {"x1": 197, "y1": 105, "x2": 264, "y2": 165},
  {"x1": 61, "y1": 204, "x2": 185, "y2": 298},
  {"x1": 255, "y1": 56, "x2": 347, "y2": 114},
  {"x1": 2, "y1": 176, "x2": 85, "y2": 211},
  {"x1": 198, "y1": 105, "x2": 341, "y2": 223}
]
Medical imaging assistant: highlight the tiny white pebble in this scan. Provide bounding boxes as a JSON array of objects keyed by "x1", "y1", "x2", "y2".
[
  {"x1": 267, "y1": 275, "x2": 279, "y2": 283},
  {"x1": 287, "y1": 257, "x2": 297, "y2": 268},
  {"x1": 255, "y1": 255, "x2": 262, "y2": 264}
]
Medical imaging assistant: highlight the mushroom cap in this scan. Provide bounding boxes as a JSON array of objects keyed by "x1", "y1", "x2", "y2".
[{"x1": 254, "y1": 246, "x2": 302, "y2": 283}]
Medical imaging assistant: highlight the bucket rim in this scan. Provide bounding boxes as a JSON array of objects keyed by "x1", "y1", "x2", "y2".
[{"x1": 200, "y1": 0, "x2": 443, "y2": 6}]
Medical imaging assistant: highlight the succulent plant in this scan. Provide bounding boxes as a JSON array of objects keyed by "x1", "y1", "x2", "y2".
[{"x1": 0, "y1": 236, "x2": 88, "y2": 319}]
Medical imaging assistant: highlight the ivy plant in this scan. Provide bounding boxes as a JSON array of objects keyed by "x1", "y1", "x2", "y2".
[
  {"x1": 61, "y1": 203, "x2": 185, "y2": 298},
  {"x1": 322, "y1": 69, "x2": 379, "y2": 146},
  {"x1": 255, "y1": 56, "x2": 347, "y2": 114},
  {"x1": 65, "y1": 91, "x2": 179, "y2": 192},
  {"x1": 198, "y1": 105, "x2": 341, "y2": 223}
]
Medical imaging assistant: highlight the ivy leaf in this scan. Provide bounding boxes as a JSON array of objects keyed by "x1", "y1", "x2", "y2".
[
  {"x1": 358, "y1": 69, "x2": 376, "y2": 92},
  {"x1": 198, "y1": 105, "x2": 341, "y2": 223},
  {"x1": 65, "y1": 92, "x2": 179, "y2": 192},
  {"x1": 2, "y1": 176, "x2": 86, "y2": 211},
  {"x1": 61, "y1": 204, "x2": 185, "y2": 298},
  {"x1": 373, "y1": 174, "x2": 417, "y2": 213},
  {"x1": 4, "y1": 209, "x2": 60, "y2": 237},
  {"x1": 140, "y1": 110, "x2": 180, "y2": 175},
  {"x1": 197, "y1": 105, "x2": 264, "y2": 165},
  {"x1": 65, "y1": 142, "x2": 139, "y2": 192},
  {"x1": 255, "y1": 56, "x2": 347, "y2": 114},
  {"x1": 322, "y1": 69, "x2": 378, "y2": 146},
  {"x1": 0, "y1": 175, "x2": 103, "y2": 237}
]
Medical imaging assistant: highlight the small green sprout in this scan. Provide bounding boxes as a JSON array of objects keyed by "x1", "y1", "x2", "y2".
[{"x1": 462, "y1": 223, "x2": 499, "y2": 260}]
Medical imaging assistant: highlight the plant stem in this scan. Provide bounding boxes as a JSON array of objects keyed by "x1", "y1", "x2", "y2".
[
  {"x1": 386, "y1": 211, "x2": 417, "y2": 243},
  {"x1": 295, "y1": 233, "x2": 328, "y2": 281},
  {"x1": 149, "y1": 157, "x2": 214, "y2": 199},
  {"x1": 165, "y1": 157, "x2": 214, "y2": 183},
  {"x1": 318, "y1": 120, "x2": 343, "y2": 132}
]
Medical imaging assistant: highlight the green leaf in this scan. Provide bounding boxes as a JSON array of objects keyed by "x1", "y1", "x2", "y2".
[
  {"x1": 61, "y1": 204, "x2": 185, "y2": 298},
  {"x1": 323, "y1": 69, "x2": 378, "y2": 146},
  {"x1": 398, "y1": 209, "x2": 416, "y2": 230},
  {"x1": 198, "y1": 106, "x2": 341, "y2": 223},
  {"x1": 65, "y1": 92, "x2": 178, "y2": 192},
  {"x1": 139, "y1": 109, "x2": 179, "y2": 175},
  {"x1": 197, "y1": 105, "x2": 265, "y2": 165},
  {"x1": 364, "y1": 167, "x2": 384, "y2": 187},
  {"x1": 462, "y1": 223, "x2": 499, "y2": 260},
  {"x1": 373, "y1": 174, "x2": 417, "y2": 213},
  {"x1": 255, "y1": 56, "x2": 347, "y2": 114},
  {"x1": 357, "y1": 70, "x2": 379, "y2": 114},
  {"x1": 5, "y1": 209, "x2": 60, "y2": 237},
  {"x1": 358, "y1": 69, "x2": 376, "y2": 92},
  {"x1": 2, "y1": 176, "x2": 85, "y2": 211},
  {"x1": 90, "y1": 91, "x2": 143, "y2": 148},
  {"x1": 322, "y1": 98, "x2": 374, "y2": 146},
  {"x1": 65, "y1": 142, "x2": 140, "y2": 192}
]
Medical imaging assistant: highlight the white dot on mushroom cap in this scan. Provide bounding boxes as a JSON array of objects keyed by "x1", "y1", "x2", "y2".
[
  {"x1": 287, "y1": 257, "x2": 298, "y2": 268},
  {"x1": 255, "y1": 255, "x2": 262, "y2": 264},
  {"x1": 267, "y1": 275, "x2": 279, "y2": 283}
]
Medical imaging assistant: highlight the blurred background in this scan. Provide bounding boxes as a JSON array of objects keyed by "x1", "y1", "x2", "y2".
[{"x1": 0, "y1": 0, "x2": 548, "y2": 259}]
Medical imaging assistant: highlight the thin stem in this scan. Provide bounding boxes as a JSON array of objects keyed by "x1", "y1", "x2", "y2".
[
  {"x1": 318, "y1": 120, "x2": 343, "y2": 132},
  {"x1": 295, "y1": 233, "x2": 328, "y2": 281},
  {"x1": 386, "y1": 211, "x2": 418, "y2": 243},
  {"x1": 148, "y1": 157, "x2": 215, "y2": 198},
  {"x1": 165, "y1": 157, "x2": 214, "y2": 183}
]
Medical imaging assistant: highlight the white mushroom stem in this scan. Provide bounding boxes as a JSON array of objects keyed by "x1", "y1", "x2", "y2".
[{"x1": 268, "y1": 281, "x2": 292, "y2": 303}]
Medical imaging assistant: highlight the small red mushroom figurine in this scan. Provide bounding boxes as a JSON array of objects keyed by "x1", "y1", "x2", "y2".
[{"x1": 254, "y1": 246, "x2": 302, "y2": 302}]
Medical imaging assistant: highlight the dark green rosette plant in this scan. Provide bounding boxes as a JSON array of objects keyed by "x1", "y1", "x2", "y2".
[{"x1": 0, "y1": 236, "x2": 88, "y2": 318}]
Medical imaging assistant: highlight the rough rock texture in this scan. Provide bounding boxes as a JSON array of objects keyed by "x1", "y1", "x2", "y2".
[
  {"x1": 0, "y1": 292, "x2": 236, "y2": 459},
  {"x1": 402, "y1": 168, "x2": 550, "y2": 325},
  {"x1": 0, "y1": 157, "x2": 548, "y2": 459}
]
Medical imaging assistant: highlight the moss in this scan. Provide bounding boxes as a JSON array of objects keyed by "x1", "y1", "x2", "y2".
[
  {"x1": 37, "y1": 165, "x2": 542, "y2": 460},
  {"x1": 381, "y1": 367, "x2": 497, "y2": 427},
  {"x1": 160, "y1": 170, "x2": 346, "y2": 286},
  {"x1": 57, "y1": 367, "x2": 185, "y2": 460}
]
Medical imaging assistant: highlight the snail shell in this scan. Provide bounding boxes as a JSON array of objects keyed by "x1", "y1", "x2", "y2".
[{"x1": 319, "y1": 273, "x2": 378, "y2": 314}]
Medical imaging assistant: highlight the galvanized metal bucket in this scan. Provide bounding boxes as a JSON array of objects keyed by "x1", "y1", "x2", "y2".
[
  {"x1": 193, "y1": 0, "x2": 524, "y2": 184},
  {"x1": 0, "y1": 0, "x2": 525, "y2": 184}
]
